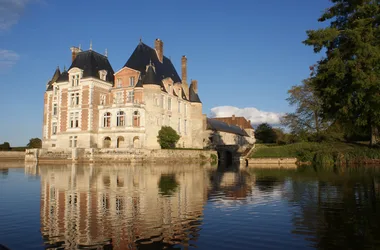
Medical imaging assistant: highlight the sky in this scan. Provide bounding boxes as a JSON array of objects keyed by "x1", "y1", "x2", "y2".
[{"x1": 0, "y1": 0, "x2": 331, "y2": 146}]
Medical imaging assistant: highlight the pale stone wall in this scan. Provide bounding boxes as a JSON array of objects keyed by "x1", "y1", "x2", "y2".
[
  {"x1": 0, "y1": 151, "x2": 25, "y2": 160},
  {"x1": 247, "y1": 158, "x2": 298, "y2": 165},
  {"x1": 25, "y1": 148, "x2": 217, "y2": 163}
]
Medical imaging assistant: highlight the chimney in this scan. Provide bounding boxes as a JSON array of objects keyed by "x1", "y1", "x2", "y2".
[
  {"x1": 232, "y1": 115, "x2": 235, "y2": 120},
  {"x1": 181, "y1": 55, "x2": 187, "y2": 84},
  {"x1": 191, "y1": 79, "x2": 198, "y2": 93},
  {"x1": 70, "y1": 46, "x2": 82, "y2": 62},
  {"x1": 154, "y1": 38, "x2": 164, "y2": 63}
]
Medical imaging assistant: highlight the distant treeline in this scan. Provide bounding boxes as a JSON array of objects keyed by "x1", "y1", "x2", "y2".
[{"x1": 0, "y1": 138, "x2": 41, "y2": 151}]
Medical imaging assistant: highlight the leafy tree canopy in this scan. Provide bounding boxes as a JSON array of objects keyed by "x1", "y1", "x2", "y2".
[
  {"x1": 304, "y1": 0, "x2": 380, "y2": 145},
  {"x1": 157, "y1": 126, "x2": 180, "y2": 149},
  {"x1": 255, "y1": 123, "x2": 277, "y2": 143},
  {"x1": 27, "y1": 138, "x2": 42, "y2": 148}
]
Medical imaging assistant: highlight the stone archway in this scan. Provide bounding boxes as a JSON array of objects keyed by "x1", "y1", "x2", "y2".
[
  {"x1": 133, "y1": 136, "x2": 140, "y2": 148},
  {"x1": 117, "y1": 136, "x2": 124, "y2": 148},
  {"x1": 103, "y1": 137, "x2": 111, "y2": 148}
]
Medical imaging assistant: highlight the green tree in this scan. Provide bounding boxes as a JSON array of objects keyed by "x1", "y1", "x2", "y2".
[
  {"x1": 255, "y1": 123, "x2": 277, "y2": 143},
  {"x1": 0, "y1": 142, "x2": 11, "y2": 151},
  {"x1": 304, "y1": 0, "x2": 380, "y2": 145},
  {"x1": 27, "y1": 138, "x2": 42, "y2": 148},
  {"x1": 281, "y1": 77, "x2": 327, "y2": 135},
  {"x1": 157, "y1": 126, "x2": 180, "y2": 149}
]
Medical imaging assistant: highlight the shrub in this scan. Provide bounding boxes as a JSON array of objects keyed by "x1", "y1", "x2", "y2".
[
  {"x1": 157, "y1": 126, "x2": 180, "y2": 149},
  {"x1": 210, "y1": 154, "x2": 218, "y2": 165}
]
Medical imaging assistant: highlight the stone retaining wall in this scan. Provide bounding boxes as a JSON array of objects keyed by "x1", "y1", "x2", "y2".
[
  {"x1": 0, "y1": 151, "x2": 25, "y2": 161},
  {"x1": 247, "y1": 158, "x2": 298, "y2": 165},
  {"x1": 25, "y1": 148, "x2": 218, "y2": 164}
]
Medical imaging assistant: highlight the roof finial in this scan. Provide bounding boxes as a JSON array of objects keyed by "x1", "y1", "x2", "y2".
[
  {"x1": 105, "y1": 48, "x2": 108, "y2": 57},
  {"x1": 90, "y1": 40, "x2": 92, "y2": 50},
  {"x1": 64, "y1": 65, "x2": 66, "y2": 71},
  {"x1": 139, "y1": 36, "x2": 142, "y2": 43},
  {"x1": 79, "y1": 44, "x2": 81, "y2": 50}
]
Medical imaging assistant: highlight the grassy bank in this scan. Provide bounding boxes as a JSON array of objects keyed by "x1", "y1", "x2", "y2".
[{"x1": 250, "y1": 142, "x2": 380, "y2": 166}]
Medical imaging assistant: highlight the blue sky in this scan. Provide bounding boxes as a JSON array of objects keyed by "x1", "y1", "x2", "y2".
[{"x1": 0, "y1": 0, "x2": 331, "y2": 146}]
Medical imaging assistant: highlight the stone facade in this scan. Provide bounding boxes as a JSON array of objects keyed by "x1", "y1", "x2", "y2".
[{"x1": 42, "y1": 39, "x2": 204, "y2": 152}]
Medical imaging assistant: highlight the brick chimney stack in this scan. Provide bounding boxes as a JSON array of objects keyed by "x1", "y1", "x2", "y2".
[
  {"x1": 181, "y1": 55, "x2": 187, "y2": 84},
  {"x1": 191, "y1": 79, "x2": 198, "y2": 93},
  {"x1": 70, "y1": 46, "x2": 82, "y2": 62},
  {"x1": 155, "y1": 38, "x2": 164, "y2": 63}
]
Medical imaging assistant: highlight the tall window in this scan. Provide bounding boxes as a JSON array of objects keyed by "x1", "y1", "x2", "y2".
[
  {"x1": 54, "y1": 87, "x2": 58, "y2": 95},
  {"x1": 69, "y1": 136, "x2": 77, "y2": 148},
  {"x1": 160, "y1": 95, "x2": 164, "y2": 108},
  {"x1": 69, "y1": 112, "x2": 79, "y2": 128},
  {"x1": 127, "y1": 91, "x2": 134, "y2": 103},
  {"x1": 71, "y1": 74, "x2": 80, "y2": 87},
  {"x1": 178, "y1": 101, "x2": 181, "y2": 113},
  {"x1": 184, "y1": 104, "x2": 187, "y2": 116},
  {"x1": 117, "y1": 111, "x2": 125, "y2": 126},
  {"x1": 52, "y1": 122, "x2": 57, "y2": 135},
  {"x1": 53, "y1": 103, "x2": 57, "y2": 115},
  {"x1": 115, "y1": 92, "x2": 123, "y2": 104},
  {"x1": 117, "y1": 78, "x2": 122, "y2": 88},
  {"x1": 100, "y1": 94, "x2": 106, "y2": 105},
  {"x1": 168, "y1": 98, "x2": 172, "y2": 111},
  {"x1": 129, "y1": 77, "x2": 135, "y2": 87},
  {"x1": 178, "y1": 118, "x2": 181, "y2": 133},
  {"x1": 133, "y1": 111, "x2": 140, "y2": 127},
  {"x1": 103, "y1": 112, "x2": 111, "y2": 127},
  {"x1": 70, "y1": 92, "x2": 80, "y2": 106},
  {"x1": 184, "y1": 120, "x2": 187, "y2": 135}
]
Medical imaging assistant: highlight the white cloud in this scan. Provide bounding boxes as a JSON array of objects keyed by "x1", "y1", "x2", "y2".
[
  {"x1": 0, "y1": 0, "x2": 33, "y2": 31},
  {"x1": 210, "y1": 106, "x2": 283, "y2": 125},
  {"x1": 0, "y1": 49, "x2": 20, "y2": 71}
]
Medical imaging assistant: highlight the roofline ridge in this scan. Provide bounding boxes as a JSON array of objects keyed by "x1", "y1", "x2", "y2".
[{"x1": 77, "y1": 49, "x2": 108, "y2": 58}]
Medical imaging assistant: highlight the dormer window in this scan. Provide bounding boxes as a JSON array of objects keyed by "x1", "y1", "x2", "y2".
[
  {"x1": 168, "y1": 84, "x2": 172, "y2": 93},
  {"x1": 99, "y1": 70, "x2": 107, "y2": 81},
  {"x1": 71, "y1": 74, "x2": 80, "y2": 87},
  {"x1": 129, "y1": 77, "x2": 135, "y2": 87},
  {"x1": 117, "y1": 78, "x2": 122, "y2": 88}
]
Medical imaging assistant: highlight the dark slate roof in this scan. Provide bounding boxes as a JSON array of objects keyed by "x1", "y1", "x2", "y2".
[
  {"x1": 142, "y1": 65, "x2": 161, "y2": 85},
  {"x1": 189, "y1": 86, "x2": 201, "y2": 103},
  {"x1": 46, "y1": 67, "x2": 61, "y2": 91},
  {"x1": 124, "y1": 42, "x2": 181, "y2": 83},
  {"x1": 207, "y1": 118, "x2": 249, "y2": 136},
  {"x1": 56, "y1": 70, "x2": 68, "y2": 83},
  {"x1": 68, "y1": 50, "x2": 115, "y2": 83}
]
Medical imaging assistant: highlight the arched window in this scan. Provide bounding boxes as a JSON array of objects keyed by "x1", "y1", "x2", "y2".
[
  {"x1": 103, "y1": 112, "x2": 111, "y2": 127},
  {"x1": 103, "y1": 137, "x2": 111, "y2": 148},
  {"x1": 117, "y1": 111, "x2": 125, "y2": 126},
  {"x1": 133, "y1": 111, "x2": 140, "y2": 127},
  {"x1": 117, "y1": 136, "x2": 124, "y2": 148}
]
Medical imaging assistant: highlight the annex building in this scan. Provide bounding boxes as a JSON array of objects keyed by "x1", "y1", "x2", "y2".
[{"x1": 42, "y1": 39, "x2": 203, "y2": 150}]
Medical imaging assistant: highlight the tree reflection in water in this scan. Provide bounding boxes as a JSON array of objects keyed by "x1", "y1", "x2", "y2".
[{"x1": 250, "y1": 166, "x2": 380, "y2": 249}]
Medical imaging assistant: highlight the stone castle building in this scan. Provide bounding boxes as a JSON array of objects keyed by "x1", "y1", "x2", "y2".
[{"x1": 42, "y1": 39, "x2": 203, "y2": 150}]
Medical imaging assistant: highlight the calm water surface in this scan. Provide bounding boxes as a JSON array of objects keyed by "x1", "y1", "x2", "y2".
[{"x1": 0, "y1": 163, "x2": 380, "y2": 250}]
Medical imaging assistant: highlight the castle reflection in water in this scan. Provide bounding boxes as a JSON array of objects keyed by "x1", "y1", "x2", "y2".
[{"x1": 26, "y1": 163, "x2": 255, "y2": 249}]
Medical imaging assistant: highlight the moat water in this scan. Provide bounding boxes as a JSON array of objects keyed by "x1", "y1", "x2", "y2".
[{"x1": 0, "y1": 162, "x2": 380, "y2": 250}]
